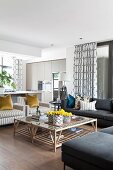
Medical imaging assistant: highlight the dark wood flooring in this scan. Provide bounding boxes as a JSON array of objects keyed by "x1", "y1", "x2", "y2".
[{"x1": 0, "y1": 125, "x2": 72, "y2": 170}]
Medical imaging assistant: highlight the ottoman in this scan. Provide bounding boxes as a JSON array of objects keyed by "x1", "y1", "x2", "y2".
[
  {"x1": 62, "y1": 132, "x2": 113, "y2": 170},
  {"x1": 100, "y1": 126, "x2": 113, "y2": 135}
]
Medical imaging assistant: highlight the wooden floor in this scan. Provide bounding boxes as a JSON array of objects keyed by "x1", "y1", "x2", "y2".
[{"x1": 0, "y1": 125, "x2": 72, "y2": 170}]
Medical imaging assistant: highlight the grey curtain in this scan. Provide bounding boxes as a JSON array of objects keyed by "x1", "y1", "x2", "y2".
[{"x1": 73, "y1": 42, "x2": 97, "y2": 98}]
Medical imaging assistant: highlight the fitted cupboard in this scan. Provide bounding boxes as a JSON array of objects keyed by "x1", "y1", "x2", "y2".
[{"x1": 26, "y1": 59, "x2": 66, "y2": 103}]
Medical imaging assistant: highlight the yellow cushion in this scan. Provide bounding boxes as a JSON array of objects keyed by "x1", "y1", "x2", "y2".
[
  {"x1": 0, "y1": 95, "x2": 13, "y2": 110},
  {"x1": 26, "y1": 94, "x2": 39, "y2": 108}
]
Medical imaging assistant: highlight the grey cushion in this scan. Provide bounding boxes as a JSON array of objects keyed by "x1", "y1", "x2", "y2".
[
  {"x1": 95, "y1": 99, "x2": 112, "y2": 111},
  {"x1": 100, "y1": 126, "x2": 113, "y2": 135},
  {"x1": 62, "y1": 132, "x2": 113, "y2": 169}
]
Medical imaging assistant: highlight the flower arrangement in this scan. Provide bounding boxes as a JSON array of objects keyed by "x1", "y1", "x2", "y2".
[
  {"x1": 47, "y1": 109, "x2": 72, "y2": 125},
  {"x1": 47, "y1": 109, "x2": 72, "y2": 117}
]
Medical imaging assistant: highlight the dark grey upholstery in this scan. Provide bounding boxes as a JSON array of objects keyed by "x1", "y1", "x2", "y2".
[
  {"x1": 100, "y1": 126, "x2": 113, "y2": 135},
  {"x1": 62, "y1": 129, "x2": 113, "y2": 170},
  {"x1": 95, "y1": 99, "x2": 113, "y2": 111},
  {"x1": 62, "y1": 98, "x2": 113, "y2": 127},
  {"x1": 65, "y1": 109, "x2": 113, "y2": 121}
]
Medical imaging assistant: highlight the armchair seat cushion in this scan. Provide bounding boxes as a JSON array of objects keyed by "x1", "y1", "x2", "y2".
[
  {"x1": 29, "y1": 107, "x2": 37, "y2": 115},
  {"x1": 0, "y1": 109, "x2": 24, "y2": 118}
]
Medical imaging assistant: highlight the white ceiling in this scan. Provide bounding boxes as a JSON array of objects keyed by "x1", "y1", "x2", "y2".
[{"x1": 0, "y1": 0, "x2": 113, "y2": 48}]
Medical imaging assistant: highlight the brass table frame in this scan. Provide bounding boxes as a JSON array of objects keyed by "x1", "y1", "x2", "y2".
[{"x1": 14, "y1": 116, "x2": 97, "y2": 152}]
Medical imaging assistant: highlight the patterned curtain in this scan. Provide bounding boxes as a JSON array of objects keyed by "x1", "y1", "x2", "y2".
[
  {"x1": 13, "y1": 58, "x2": 23, "y2": 91},
  {"x1": 73, "y1": 42, "x2": 97, "y2": 98}
]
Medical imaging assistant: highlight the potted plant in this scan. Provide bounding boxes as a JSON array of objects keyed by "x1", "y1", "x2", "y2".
[{"x1": 0, "y1": 70, "x2": 16, "y2": 93}]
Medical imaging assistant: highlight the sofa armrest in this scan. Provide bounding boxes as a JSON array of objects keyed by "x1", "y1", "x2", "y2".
[
  {"x1": 25, "y1": 105, "x2": 30, "y2": 116},
  {"x1": 13, "y1": 103, "x2": 26, "y2": 116}
]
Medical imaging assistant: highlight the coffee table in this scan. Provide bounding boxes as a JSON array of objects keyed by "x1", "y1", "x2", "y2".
[{"x1": 14, "y1": 116, "x2": 97, "y2": 152}]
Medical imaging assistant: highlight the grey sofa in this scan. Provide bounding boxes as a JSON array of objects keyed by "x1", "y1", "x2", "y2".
[
  {"x1": 61, "y1": 98, "x2": 113, "y2": 127},
  {"x1": 62, "y1": 126, "x2": 113, "y2": 170}
]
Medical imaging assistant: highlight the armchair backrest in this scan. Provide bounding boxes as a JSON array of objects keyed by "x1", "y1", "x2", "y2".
[
  {"x1": 17, "y1": 97, "x2": 27, "y2": 105},
  {"x1": 17, "y1": 96, "x2": 38, "y2": 116}
]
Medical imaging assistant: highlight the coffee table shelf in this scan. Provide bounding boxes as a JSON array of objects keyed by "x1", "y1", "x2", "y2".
[{"x1": 14, "y1": 116, "x2": 97, "y2": 152}]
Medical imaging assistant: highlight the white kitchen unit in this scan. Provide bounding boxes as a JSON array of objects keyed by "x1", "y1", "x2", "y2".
[
  {"x1": 44, "y1": 61, "x2": 52, "y2": 81},
  {"x1": 26, "y1": 59, "x2": 66, "y2": 103}
]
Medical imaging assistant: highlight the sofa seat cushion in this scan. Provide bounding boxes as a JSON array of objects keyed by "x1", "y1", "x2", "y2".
[
  {"x1": 62, "y1": 132, "x2": 113, "y2": 169},
  {"x1": 0, "y1": 109, "x2": 24, "y2": 118},
  {"x1": 65, "y1": 108, "x2": 113, "y2": 121}
]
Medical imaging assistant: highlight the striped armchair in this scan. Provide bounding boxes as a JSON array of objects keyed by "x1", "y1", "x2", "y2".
[
  {"x1": 0, "y1": 104, "x2": 25, "y2": 125},
  {"x1": 17, "y1": 96, "x2": 37, "y2": 116}
]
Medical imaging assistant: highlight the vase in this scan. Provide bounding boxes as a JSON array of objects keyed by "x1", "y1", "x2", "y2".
[
  {"x1": 48, "y1": 115, "x2": 54, "y2": 124},
  {"x1": 0, "y1": 87, "x2": 5, "y2": 94},
  {"x1": 63, "y1": 116, "x2": 71, "y2": 123},
  {"x1": 54, "y1": 115, "x2": 63, "y2": 126}
]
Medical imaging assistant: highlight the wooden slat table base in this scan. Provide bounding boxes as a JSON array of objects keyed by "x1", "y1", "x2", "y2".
[{"x1": 14, "y1": 118, "x2": 97, "y2": 152}]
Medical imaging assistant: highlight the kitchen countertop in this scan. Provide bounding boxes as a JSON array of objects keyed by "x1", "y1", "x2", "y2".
[{"x1": 0, "y1": 91, "x2": 42, "y2": 95}]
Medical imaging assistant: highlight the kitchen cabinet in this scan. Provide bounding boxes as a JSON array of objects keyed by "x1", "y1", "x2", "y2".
[
  {"x1": 44, "y1": 61, "x2": 52, "y2": 80},
  {"x1": 26, "y1": 59, "x2": 66, "y2": 103},
  {"x1": 51, "y1": 59, "x2": 66, "y2": 73}
]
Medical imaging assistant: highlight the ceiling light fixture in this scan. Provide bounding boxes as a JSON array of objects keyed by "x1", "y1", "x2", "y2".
[{"x1": 50, "y1": 43, "x2": 54, "y2": 47}]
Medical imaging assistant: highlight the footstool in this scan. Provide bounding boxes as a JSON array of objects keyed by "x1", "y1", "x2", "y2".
[{"x1": 62, "y1": 131, "x2": 113, "y2": 170}]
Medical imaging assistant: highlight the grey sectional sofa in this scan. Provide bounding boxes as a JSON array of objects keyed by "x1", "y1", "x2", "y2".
[
  {"x1": 62, "y1": 98, "x2": 113, "y2": 127},
  {"x1": 62, "y1": 126, "x2": 113, "y2": 170}
]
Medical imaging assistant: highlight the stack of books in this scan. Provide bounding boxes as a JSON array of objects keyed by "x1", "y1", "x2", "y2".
[{"x1": 69, "y1": 127, "x2": 83, "y2": 133}]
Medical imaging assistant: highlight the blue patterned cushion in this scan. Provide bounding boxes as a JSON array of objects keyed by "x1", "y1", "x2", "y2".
[{"x1": 67, "y1": 94, "x2": 75, "y2": 108}]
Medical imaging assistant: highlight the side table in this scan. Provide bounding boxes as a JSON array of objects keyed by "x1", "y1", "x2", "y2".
[{"x1": 49, "y1": 101, "x2": 61, "y2": 110}]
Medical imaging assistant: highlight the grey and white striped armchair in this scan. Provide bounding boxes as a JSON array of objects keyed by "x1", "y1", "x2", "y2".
[
  {"x1": 17, "y1": 96, "x2": 37, "y2": 116},
  {"x1": 0, "y1": 104, "x2": 25, "y2": 125}
]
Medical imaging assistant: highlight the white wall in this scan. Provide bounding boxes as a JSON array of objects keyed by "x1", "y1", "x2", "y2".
[
  {"x1": 42, "y1": 47, "x2": 66, "y2": 60},
  {"x1": 66, "y1": 46, "x2": 74, "y2": 95},
  {"x1": 27, "y1": 47, "x2": 66, "y2": 63},
  {"x1": 0, "y1": 40, "x2": 41, "y2": 57}
]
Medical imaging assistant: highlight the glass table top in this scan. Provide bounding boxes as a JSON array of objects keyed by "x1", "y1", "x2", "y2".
[{"x1": 15, "y1": 115, "x2": 96, "y2": 131}]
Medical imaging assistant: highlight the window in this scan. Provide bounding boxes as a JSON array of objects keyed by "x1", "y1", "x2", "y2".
[
  {"x1": 0, "y1": 56, "x2": 13, "y2": 90},
  {"x1": 97, "y1": 45, "x2": 109, "y2": 99}
]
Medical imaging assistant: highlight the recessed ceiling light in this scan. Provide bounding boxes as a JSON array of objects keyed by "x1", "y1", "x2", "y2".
[{"x1": 50, "y1": 43, "x2": 54, "y2": 47}]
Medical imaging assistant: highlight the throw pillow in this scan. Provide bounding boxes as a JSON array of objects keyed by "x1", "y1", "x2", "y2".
[
  {"x1": 95, "y1": 99, "x2": 112, "y2": 111},
  {"x1": 83, "y1": 96, "x2": 90, "y2": 102},
  {"x1": 80, "y1": 100, "x2": 96, "y2": 110},
  {"x1": 26, "y1": 94, "x2": 39, "y2": 108},
  {"x1": 0, "y1": 95, "x2": 13, "y2": 110},
  {"x1": 75, "y1": 96, "x2": 82, "y2": 110},
  {"x1": 66, "y1": 94, "x2": 75, "y2": 108}
]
